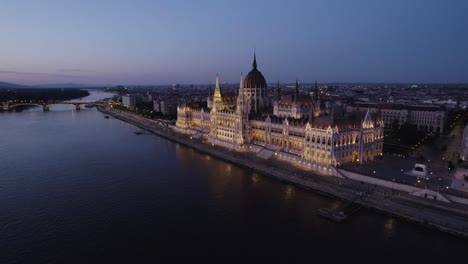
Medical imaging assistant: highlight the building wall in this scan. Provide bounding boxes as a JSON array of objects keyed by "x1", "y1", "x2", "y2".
[
  {"x1": 122, "y1": 95, "x2": 137, "y2": 107},
  {"x1": 177, "y1": 98, "x2": 384, "y2": 176},
  {"x1": 155, "y1": 100, "x2": 177, "y2": 115},
  {"x1": 347, "y1": 105, "x2": 445, "y2": 133},
  {"x1": 274, "y1": 103, "x2": 313, "y2": 119}
]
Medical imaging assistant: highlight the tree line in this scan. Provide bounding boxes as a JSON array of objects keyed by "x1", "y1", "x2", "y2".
[{"x1": 0, "y1": 88, "x2": 90, "y2": 103}]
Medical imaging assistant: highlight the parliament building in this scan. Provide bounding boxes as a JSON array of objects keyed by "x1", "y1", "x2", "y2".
[{"x1": 176, "y1": 54, "x2": 384, "y2": 175}]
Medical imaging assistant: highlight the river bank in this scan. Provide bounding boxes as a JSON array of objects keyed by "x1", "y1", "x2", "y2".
[{"x1": 98, "y1": 106, "x2": 468, "y2": 238}]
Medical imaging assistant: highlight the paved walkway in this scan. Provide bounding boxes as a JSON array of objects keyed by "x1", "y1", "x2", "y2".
[{"x1": 342, "y1": 118, "x2": 468, "y2": 198}]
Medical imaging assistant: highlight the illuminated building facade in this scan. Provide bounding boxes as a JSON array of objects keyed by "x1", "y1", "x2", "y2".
[{"x1": 176, "y1": 54, "x2": 384, "y2": 175}]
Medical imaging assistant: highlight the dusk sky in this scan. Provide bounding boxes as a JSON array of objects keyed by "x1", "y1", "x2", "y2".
[{"x1": 1, "y1": 0, "x2": 467, "y2": 85}]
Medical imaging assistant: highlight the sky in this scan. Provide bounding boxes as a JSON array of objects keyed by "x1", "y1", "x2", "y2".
[{"x1": 0, "y1": 0, "x2": 467, "y2": 85}]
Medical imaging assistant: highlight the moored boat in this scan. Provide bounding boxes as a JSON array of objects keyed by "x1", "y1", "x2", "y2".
[{"x1": 318, "y1": 208, "x2": 347, "y2": 223}]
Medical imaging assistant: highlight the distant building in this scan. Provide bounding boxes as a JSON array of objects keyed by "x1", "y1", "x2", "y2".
[
  {"x1": 154, "y1": 99, "x2": 177, "y2": 115},
  {"x1": 148, "y1": 93, "x2": 160, "y2": 101},
  {"x1": 347, "y1": 102, "x2": 445, "y2": 133},
  {"x1": 122, "y1": 95, "x2": 136, "y2": 107},
  {"x1": 122, "y1": 94, "x2": 144, "y2": 107}
]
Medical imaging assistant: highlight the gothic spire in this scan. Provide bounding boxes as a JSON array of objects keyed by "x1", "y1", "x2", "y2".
[
  {"x1": 214, "y1": 74, "x2": 222, "y2": 103},
  {"x1": 237, "y1": 72, "x2": 246, "y2": 115},
  {"x1": 295, "y1": 79, "x2": 299, "y2": 102},
  {"x1": 276, "y1": 80, "x2": 281, "y2": 101},
  {"x1": 253, "y1": 51, "x2": 257, "y2": 69},
  {"x1": 314, "y1": 80, "x2": 318, "y2": 102},
  {"x1": 308, "y1": 106, "x2": 315, "y2": 125},
  {"x1": 330, "y1": 106, "x2": 335, "y2": 126}
]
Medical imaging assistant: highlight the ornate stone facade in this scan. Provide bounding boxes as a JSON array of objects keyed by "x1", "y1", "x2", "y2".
[{"x1": 176, "y1": 55, "x2": 384, "y2": 175}]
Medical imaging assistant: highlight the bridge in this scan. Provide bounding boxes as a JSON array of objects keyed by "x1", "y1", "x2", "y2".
[{"x1": 1, "y1": 101, "x2": 105, "y2": 112}]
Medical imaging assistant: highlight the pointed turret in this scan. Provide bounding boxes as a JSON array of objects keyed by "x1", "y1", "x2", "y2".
[
  {"x1": 330, "y1": 106, "x2": 335, "y2": 126},
  {"x1": 308, "y1": 107, "x2": 315, "y2": 125},
  {"x1": 376, "y1": 106, "x2": 382, "y2": 126},
  {"x1": 314, "y1": 80, "x2": 318, "y2": 102},
  {"x1": 253, "y1": 51, "x2": 257, "y2": 69},
  {"x1": 211, "y1": 74, "x2": 222, "y2": 113},
  {"x1": 362, "y1": 109, "x2": 374, "y2": 128},
  {"x1": 276, "y1": 81, "x2": 281, "y2": 101},
  {"x1": 214, "y1": 74, "x2": 222, "y2": 103},
  {"x1": 295, "y1": 79, "x2": 299, "y2": 102},
  {"x1": 237, "y1": 73, "x2": 246, "y2": 115}
]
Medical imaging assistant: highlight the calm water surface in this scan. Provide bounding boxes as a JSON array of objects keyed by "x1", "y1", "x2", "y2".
[{"x1": 0, "y1": 91, "x2": 467, "y2": 263}]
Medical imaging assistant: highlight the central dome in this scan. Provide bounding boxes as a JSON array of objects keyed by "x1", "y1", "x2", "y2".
[{"x1": 243, "y1": 54, "x2": 267, "y2": 88}]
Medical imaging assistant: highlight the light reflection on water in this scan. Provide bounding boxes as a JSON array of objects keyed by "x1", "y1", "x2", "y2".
[
  {"x1": 384, "y1": 218, "x2": 397, "y2": 239},
  {"x1": 251, "y1": 173, "x2": 260, "y2": 183},
  {"x1": 284, "y1": 185, "x2": 294, "y2": 200}
]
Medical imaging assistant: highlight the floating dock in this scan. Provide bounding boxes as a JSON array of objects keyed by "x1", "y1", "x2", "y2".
[{"x1": 318, "y1": 192, "x2": 364, "y2": 222}]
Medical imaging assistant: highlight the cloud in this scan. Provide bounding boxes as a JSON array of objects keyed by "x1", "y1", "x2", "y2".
[
  {"x1": 0, "y1": 70, "x2": 79, "y2": 79},
  {"x1": 56, "y1": 68, "x2": 94, "y2": 73}
]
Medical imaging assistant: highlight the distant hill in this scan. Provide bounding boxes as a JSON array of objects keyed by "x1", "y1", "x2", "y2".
[
  {"x1": 0, "y1": 82, "x2": 94, "y2": 89},
  {"x1": 0, "y1": 82, "x2": 30, "y2": 88},
  {"x1": 34, "y1": 83, "x2": 88, "y2": 88}
]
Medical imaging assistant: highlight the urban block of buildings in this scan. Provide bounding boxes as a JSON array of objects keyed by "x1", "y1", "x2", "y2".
[
  {"x1": 122, "y1": 93, "x2": 177, "y2": 115},
  {"x1": 347, "y1": 102, "x2": 445, "y2": 133},
  {"x1": 176, "y1": 55, "x2": 384, "y2": 175}
]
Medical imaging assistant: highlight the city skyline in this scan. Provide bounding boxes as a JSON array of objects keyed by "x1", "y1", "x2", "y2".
[{"x1": 1, "y1": 0, "x2": 467, "y2": 85}]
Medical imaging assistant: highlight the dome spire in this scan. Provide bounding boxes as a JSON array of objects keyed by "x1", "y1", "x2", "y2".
[
  {"x1": 276, "y1": 80, "x2": 281, "y2": 101},
  {"x1": 253, "y1": 51, "x2": 257, "y2": 69},
  {"x1": 314, "y1": 80, "x2": 318, "y2": 102},
  {"x1": 295, "y1": 79, "x2": 299, "y2": 102},
  {"x1": 239, "y1": 72, "x2": 243, "y2": 90}
]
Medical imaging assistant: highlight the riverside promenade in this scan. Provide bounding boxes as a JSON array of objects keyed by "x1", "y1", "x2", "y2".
[{"x1": 99, "y1": 107, "x2": 468, "y2": 238}]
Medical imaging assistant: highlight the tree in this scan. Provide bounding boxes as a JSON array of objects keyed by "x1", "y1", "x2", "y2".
[
  {"x1": 391, "y1": 119, "x2": 400, "y2": 132},
  {"x1": 448, "y1": 161, "x2": 455, "y2": 170},
  {"x1": 398, "y1": 123, "x2": 421, "y2": 145}
]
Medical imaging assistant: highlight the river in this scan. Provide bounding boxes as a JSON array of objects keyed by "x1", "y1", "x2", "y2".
[{"x1": 0, "y1": 91, "x2": 466, "y2": 263}]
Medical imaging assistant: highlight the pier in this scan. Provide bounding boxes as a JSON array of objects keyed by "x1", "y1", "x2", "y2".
[{"x1": 318, "y1": 192, "x2": 364, "y2": 222}]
